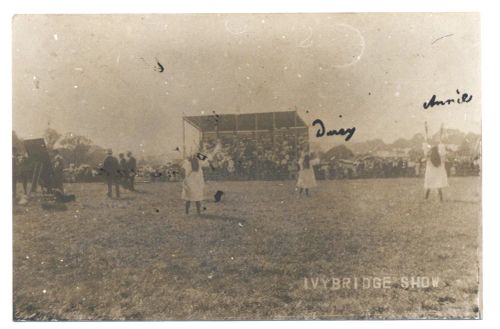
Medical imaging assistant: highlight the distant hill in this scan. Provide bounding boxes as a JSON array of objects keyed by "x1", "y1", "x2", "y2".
[
  {"x1": 329, "y1": 129, "x2": 481, "y2": 158},
  {"x1": 323, "y1": 144, "x2": 355, "y2": 160},
  {"x1": 348, "y1": 138, "x2": 388, "y2": 154}
]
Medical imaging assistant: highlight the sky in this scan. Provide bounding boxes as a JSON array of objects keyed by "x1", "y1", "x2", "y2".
[{"x1": 12, "y1": 13, "x2": 481, "y2": 159}]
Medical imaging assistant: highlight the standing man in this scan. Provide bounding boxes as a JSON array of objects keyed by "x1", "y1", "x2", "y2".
[
  {"x1": 102, "y1": 149, "x2": 120, "y2": 198},
  {"x1": 118, "y1": 153, "x2": 129, "y2": 190},
  {"x1": 126, "y1": 151, "x2": 137, "y2": 191},
  {"x1": 19, "y1": 154, "x2": 32, "y2": 195},
  {"x1": 12, "y1": 147, "x2": 18, "y2": 204},
  {"x1": 52, "y1": 149, "x2": 65, "y2": 193}
]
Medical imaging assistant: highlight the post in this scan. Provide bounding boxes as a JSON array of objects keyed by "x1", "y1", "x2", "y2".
[
  {"x1": 29, "y1": 162, "x2": 39, "y2": 196},
  {"x1": 234, "y1": 113, "x2": 240, "y2": 142},
  {"x1": 294, "y1": 132, "x2": 299, "y2": 159},
  {"x1": 255, "y1": 113, "x2": 258, "y2": 141},
  {"x1": 294, "y1": 111, "x2": 298, "y2": 157},
  {"x1": 199, "y1": 128, "x2": 202, "y2": 151},
  {"x1": 272, "y1": 112, "x2": 276, "y2": 149},
  {"x1": 182, "y1": 116, "x2": 186, "y2": 158}
]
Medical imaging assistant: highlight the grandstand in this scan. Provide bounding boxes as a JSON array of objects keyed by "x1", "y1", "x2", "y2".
[{"x1": 182, "y1": 111, "x2": 309, "y2": 180}]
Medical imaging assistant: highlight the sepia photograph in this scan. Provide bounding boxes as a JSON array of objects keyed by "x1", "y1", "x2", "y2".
[{"x1": 12, "y1": 13, "x2": 481, "y2": 320}]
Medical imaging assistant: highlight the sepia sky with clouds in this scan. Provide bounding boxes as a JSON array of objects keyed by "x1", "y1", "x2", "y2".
[{"x1": 13, "y1": 13, "x2": 480, "y2": 158}]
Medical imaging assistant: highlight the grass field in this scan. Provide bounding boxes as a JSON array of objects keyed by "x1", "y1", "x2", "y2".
[{"x1": 13, "y1": 177, "x2": 481, "y2": 320}]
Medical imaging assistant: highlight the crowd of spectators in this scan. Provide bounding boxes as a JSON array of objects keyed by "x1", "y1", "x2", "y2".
[
  {"x1": 39, "y1": 134, "x2": 480, "y2": 184},
  {"x1": 195, "y1": 134, "x2": 480, "y2": 181},
  {"x1": 200, "y1": 132, "x2": 308, "y2": 180},
  {"x1": 311, "y1": 156, "x2": 480, "y2": 180}
]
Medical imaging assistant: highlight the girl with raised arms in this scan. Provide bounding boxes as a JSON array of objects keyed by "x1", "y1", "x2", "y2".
[{"x1": 423, "y1": 122, "x2": 449, "y2": 201}]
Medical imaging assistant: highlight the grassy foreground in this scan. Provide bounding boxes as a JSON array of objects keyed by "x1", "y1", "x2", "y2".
[{"x1": 13, "y1": 177, "x2": 481, "y2": 320}]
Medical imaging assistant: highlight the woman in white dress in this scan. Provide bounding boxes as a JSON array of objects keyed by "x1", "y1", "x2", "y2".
[
  {"x1": 423, "y1": 122, "x2": 448, "y2": 201},
  {"x1": 182, "y1": 143, "x2": 220, "y2": 215},
  {"x1": 296, "y1": 152, "x2": 320, "y2": 197}
]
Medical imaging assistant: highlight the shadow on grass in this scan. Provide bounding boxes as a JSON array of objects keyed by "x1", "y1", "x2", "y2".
[
  {"x1": 130, "y1": 189, "x2": 151, "y2": 195},
  {"x1": 198, "y1": 213, "x2": 245, "y2": 223},
  {"x1": 444, "y1": 199, "x2": 480, "y2": 204},
  {"x1": 111, "y1": 196, "x2": 136, "y2": 201}
]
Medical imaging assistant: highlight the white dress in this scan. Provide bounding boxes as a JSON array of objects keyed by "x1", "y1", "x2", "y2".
[
  {"x1": 423, "y1": 143, "x2": 449, "y2": 189},
  {"x1": 181, "y1": 157, "x2": 211, "y2": 201},
  {"x1": 296, "y1": 158, "x2": 320, "y2": 189}
]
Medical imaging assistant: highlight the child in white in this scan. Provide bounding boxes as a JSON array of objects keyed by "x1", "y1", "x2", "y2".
[
  {"x1": 423, "y1": 122, "x2": 448, "y2": 201},
  {"x1": 296, "y1": 152, "x2": 320, "y2": 196}
]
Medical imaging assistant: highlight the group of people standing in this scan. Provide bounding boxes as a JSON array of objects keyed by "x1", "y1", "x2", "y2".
[
  {"x1": 101, "y1": 150, "x2": 137, "y2": 198},
  {"x1": 13, "y1": 147, "x2": 138, "y2": 202},
  {"x1": 12, "y1": 123, "x2": 454, "y2": 210},
  {"x1": 180, "y1": 141, "x2": 321, "y2": 215},
  {"x1": 12, "y1": 148, "x2": 65, "y2": 203},
  {"x1": 180, "y1": 122, "x2": 452, "y2": 215},
  {"x1": 295, "y1": 122, "x2": 450, "y2": 201}
]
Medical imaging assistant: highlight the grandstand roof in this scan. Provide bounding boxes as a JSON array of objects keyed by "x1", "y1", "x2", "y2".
[{"x1": 183, "y1": 111, "x2": 307, "y2": 132}]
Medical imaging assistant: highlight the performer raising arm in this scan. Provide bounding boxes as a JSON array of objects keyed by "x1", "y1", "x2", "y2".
[
  {"x1": 181, "y1": 142, "x2": 221, "y2": 215},
  {"x1": 296, "y1": 151, "x2": 320, "y2": 197},
  {"x1": 423, "y1": 122, "x2": 449, "y2": 201}
]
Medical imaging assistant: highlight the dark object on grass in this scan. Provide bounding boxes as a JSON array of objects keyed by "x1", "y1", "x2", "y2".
[
  {"x1": 53, "y1": 189, "x2": 76, "y2": 203},
  {"x1": 214, "y1": 190, "x2": 224, "y2": 203},
  {"x1": 41, "y1": 202, "x2": 68, "y2": 211}
]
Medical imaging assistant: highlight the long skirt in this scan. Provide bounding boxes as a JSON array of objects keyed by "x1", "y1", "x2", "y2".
[
  {"x1": 297, "y1": 168, "x2": 317, "y2": 189},
  {"x1": 182, "y1": 171, "x2": 205, "y2": 201},
  {"x1": 424, "y1": 160, "x2": 448, "y2": 189}
]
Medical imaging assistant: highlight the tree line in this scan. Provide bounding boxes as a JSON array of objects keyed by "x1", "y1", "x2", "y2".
[{"x1": 13, "y1": 128, "x2": 107, "y2": 167}]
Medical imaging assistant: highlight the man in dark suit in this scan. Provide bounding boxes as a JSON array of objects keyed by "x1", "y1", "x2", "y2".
[
  {"x1": 12, "y1": 147, "x2": 18, "y2": 204},
  {"x1": 118, "y1": 153, "x2": 129, "y2": 190},
  {"x1": 102, "y1": 149, "x2": 120, "y2": 198},
  {"x1": 126, "y1": 151, "x2": 137, "y2": 191},
  {"x1": 52, "y1": 149, "x2": 65, "y2": 193}
]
